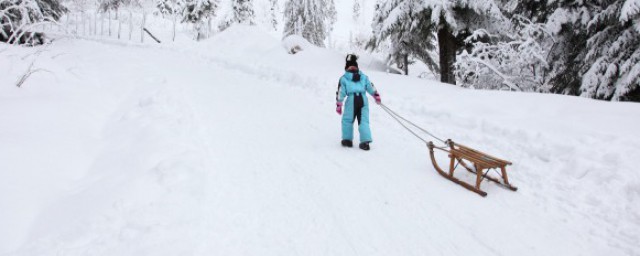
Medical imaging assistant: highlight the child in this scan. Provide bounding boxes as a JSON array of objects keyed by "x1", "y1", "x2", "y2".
[{"x1": 335, "y1": 54, "x2": 381, "y2": 151}]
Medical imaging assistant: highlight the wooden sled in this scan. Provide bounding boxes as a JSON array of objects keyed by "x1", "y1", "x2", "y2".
[{"x1": 427, "y1": 139, "x2": 517, "y2": 197}]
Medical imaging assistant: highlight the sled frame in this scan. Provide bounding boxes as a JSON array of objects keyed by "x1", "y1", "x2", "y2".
[{"x1": 427, "y1": 139, "x2": 517, "y2": 197}]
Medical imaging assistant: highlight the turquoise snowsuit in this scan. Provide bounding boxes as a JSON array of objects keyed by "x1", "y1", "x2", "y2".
[{"x1": 336, "y1": 70, "x2": 378, "y2": 143}]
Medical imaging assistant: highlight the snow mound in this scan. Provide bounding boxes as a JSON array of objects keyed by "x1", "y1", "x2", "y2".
[
  {"x1": 282, "y1": 34, "x2": 314, "y2": 54},
  {"x1": 193, "y1": 25, "x2": 392, "y2": 76}
]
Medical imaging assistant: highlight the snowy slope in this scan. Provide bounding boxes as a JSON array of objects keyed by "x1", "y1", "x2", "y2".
[{"x1": 1, "y1": 26, "x2": 640, "y2": 255}]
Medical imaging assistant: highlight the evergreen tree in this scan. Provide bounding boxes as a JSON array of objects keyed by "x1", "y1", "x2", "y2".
[
  {"x1": 157, "y1": 0, "x2": 184, "y2": 16},
  {"x1": 368, "y1": 0, "x2": 504, "y2": 82},
  {"x1": 622, "y1": 0, "x2": 640, "y2": 29},
  {"x1": 219, "y1": 0, "x2": 255, "y2": 31},
  {"x1": 352, "y1": 0, "x2": 361, "y2": 24},
  {"x1": 99, "y1": 0, "x2": 130, "y2": 13},
  {"x1": 156, "y1": 0, "x2": 185, "y2": 41},
  {"x1": 183, "y1": 0, "x2": 219, "y2": 40},
  {"x1": 367, "y1": 0, "x2": 438, "y2": 75},
  {"x1": 428, "y1": 0, "x2": 505, "y2": 85},
  {"x1": 324, "y1": 0, "x2": 336, "y2": 33},
  {"x1": 501, "y1": 0, "x2": 640, "y2": 101},
  {"x1": 283, "y1": 0, "x2": 336, "y2": 47},
  {"x1": 269, "y1": 0, "x2": 278, "y2": 30},
  {"x1": 232, "y1": 0, "x2": 255, "y2": 25},
  {"x1": 348, "y1": 0, "x2": 365, "y2": 50},
  {"x1": 580, "y1": 0, "x2": 640, "y2": 101}
]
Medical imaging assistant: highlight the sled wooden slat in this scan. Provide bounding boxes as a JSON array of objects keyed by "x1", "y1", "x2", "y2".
[
  {"x1": 455, "y1": 142, "x2": 512, "y2": 166},
  {"x1": 450, "y1": 148, "x2": 499, "y2": 167},
  {"x1": 427, "y1": 139, "x2": 517, "y2": 197}
]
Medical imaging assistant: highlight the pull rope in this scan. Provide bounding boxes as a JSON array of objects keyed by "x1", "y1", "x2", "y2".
[{"x1": 378, "y1": 103, "x2": 447, "y2": 144}]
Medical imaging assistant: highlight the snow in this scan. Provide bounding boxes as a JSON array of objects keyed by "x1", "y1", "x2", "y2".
[{"x1": 1, "y1": 25, "x2": 640, "y2": 255}]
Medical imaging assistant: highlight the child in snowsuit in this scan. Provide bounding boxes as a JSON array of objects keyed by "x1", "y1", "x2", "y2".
[{"x1": 336, "y1": 54, "x2": 381, "y2": 151}]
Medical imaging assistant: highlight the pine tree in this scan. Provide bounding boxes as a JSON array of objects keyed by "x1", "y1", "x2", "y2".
[
  {"x1": 156, "y1": 0, "x2": 185, "y2": 41},
  {"x1": 622, "y1": 0, "x2": 640, "y2": 30},
  {"x1": 157, "y1": 0, "x2": 184, "y2": 16},
  {"x1": 324, "y1": 0, "x2": 336, "y2": 33},
  {"x1": 367, "y1": 0, "x2": 439, "y2": 75},
  {"x1": 269, "y1": 0, "x2": 278, "y2": 30},
  {"x1": 219, "y1": 0, "x2": 255, "y2": 31},
  {"x1": 348, "y1": 0, "x2": 366, "y2": 50},
  {"x1": 283, "y1": 0, "x2": 336, "y2": 47},
  {"x1": 99, "y1": 0, "x2": 130, "y2": 13},
  {"x1": 232, "y1": 0, "x2": 255, "y2": 25},
  {"x1": 428, "y1": 0, "x2": 506, "y2": 85},
  {"x1": 580, "y1": 0, "x2": 640, "y2": 101},
  {"x1": 352, "y1": 0, "x2": 361, "y2": 24},
  {"x1": 182, "y1": 0, "x2": 219, "y2": 40},
  {"x1": 368, "y1": 0, "x2": 504, "y2": 82},
  {"x1": 502, "y1": 0, "x2": 640, "y2": 101}
]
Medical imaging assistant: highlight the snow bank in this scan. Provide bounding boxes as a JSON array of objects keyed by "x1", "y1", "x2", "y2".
[{"x1": 282, "y1": 34, "x2": 313, "y2": 54}]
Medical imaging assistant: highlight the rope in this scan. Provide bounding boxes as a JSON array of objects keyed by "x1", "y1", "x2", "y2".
[
  {"x1": 380, "y1": 104, "x2": 429, "y2": 144},
  {"x1": 378, "y1": 103, "x2": 447, "y2": 144}
]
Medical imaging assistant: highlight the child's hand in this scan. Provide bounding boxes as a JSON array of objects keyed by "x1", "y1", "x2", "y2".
[
  {"x1": 336, "y1": 102, "x2": 343, "y2": 115},
  {"x1": 374, "y1": 92, "x2": 381, "y2": 104}
]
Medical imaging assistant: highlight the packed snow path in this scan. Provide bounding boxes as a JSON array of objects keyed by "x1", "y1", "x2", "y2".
[{"x1": 1, "y1": 27, "x2": 639, "y2": 255}]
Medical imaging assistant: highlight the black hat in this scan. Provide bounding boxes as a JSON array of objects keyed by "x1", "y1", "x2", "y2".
[{"x1": 345, "y1": 54, "x2": 358, "y2": 70}]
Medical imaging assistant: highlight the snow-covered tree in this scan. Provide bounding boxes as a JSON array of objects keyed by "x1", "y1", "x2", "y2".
[
  {"x1": 455, "y1": 16, "x2": 554, "y2": 91},
  {"x1": 324, "y1": 0, "x2": 336, "y2": 36},
  {"x1": 622, "y1": 0, "x2": 640, "y2": 31},
  {"x1": 367, "y1": 0, "x2": 438, "y2": 75},
  {"x1": 183, "y1": 0, "x2": 219, "y2": 40},
  {"x1": 269, "y1": 0, "x2": 278, "y2": 30},
  {"x1": 368, "y1": 0, "x2": 504, "y2": 82},
  {"x1": 352, "y1": 0, "x2": 360, "y2": 24},
  {"x1": 156, "y1": 0, "x2": 185, "y2": 41},
  {"x1": 580, "y1": 1, "x2": 640, "y2": 101},
  {"x1": 219, "y1": 0, "x2": 255, "y2": 31},
  {"x1": 282, "y1": 0, "x2": 336, "y2": 47},
  {"x1": 1, "y1": 0, "x2": 66, "y2": 44},
  {"x1": 157, "y1": 0, "x2": 184, "y2": 16},
  {"x1": 428, "y1": 0, "x2": 506, "y2": 85},
  {"x1": 232, "y1": 0, "x2": 254, "y2": 25},
  {"x1": 502, "y1": 0, "x2": 640, "y2": 101},
  {"x1": 99, "y1": 0, "x2": 130, "y2": 13}
]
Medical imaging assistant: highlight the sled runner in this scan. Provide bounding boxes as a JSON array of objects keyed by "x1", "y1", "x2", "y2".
[{"x1": 427, "y1": 139, "x2": 517, "y2": 197}]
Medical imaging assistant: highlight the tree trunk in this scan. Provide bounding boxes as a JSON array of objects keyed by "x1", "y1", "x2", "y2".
[
  {"x1": 403, "y1": 54, "x2": 409, "y2": 76},
  {"x1": 141, "y1": 12, "x2": 146, "y2": 43},
  {"x1": 172, "y1": 14, "x2": 176, "y2": 42},
  {"x1": 108, "y1": 10, "x2": 111, "y2": 37},
  {"x1": 117, "y1": 9, "x2": 121, "y2": 39},
  {"x1": 129, "y1": 11, "x2": 133, "y2": 40},
  {"x1": 438, "y1": 25, "x2": 457, "y2": 85}
]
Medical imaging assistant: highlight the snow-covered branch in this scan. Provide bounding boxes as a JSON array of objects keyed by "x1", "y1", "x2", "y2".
[{"x1": 455, "y1": 16, "x2": 554, "y2": 92}]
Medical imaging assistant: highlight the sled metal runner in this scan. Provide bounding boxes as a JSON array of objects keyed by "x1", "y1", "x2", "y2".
[{"x1": 427, "y1": 139, "x2": 517, "y2": 197}]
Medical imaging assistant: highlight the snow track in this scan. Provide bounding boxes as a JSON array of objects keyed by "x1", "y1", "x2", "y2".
[{"x1": 1, "y1": 26, "x2": 639, "y2": 255}]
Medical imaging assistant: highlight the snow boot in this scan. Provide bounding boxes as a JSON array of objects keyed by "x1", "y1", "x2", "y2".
[
  {"x1": 359, "y1": 142, "x2": 370, "y2": 151},
  {"x1": 341, "y1": 140, "x2": 353, "y2": 147}
]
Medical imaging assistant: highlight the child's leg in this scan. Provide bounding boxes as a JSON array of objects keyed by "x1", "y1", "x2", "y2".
[
  {"x1": 341, "y1": 98, "x2": 355, "y2": 140},
  {"x1": 359, "y1": 105, "x2": 372, "y2": 143}
]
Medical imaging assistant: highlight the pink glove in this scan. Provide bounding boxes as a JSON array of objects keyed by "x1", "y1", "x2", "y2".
[
  {"x1": 336, "y1": 102, "x2": 343, "y2": 115},
  {"x1": 373, "y1": 92, "x2": 381, "y2": 104}
]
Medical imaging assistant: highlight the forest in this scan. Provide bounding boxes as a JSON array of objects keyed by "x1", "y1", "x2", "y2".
[{"x1": 2, "y1": 0, "x2": 639, "y2": 101}]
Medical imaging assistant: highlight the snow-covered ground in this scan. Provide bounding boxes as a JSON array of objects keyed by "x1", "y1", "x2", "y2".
[{"x1": 1, "y1": 26, "x2": 640, "y2": 255}]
